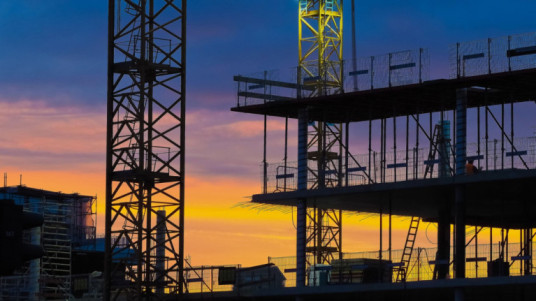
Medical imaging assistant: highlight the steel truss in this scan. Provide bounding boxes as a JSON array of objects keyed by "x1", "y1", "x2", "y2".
[
  {"x1": 299, "y1": 0, "x2": 344, "y2": 268},
  {"x1": 306, "y1": 207, "x2": 342, "y2": 264},
  {"x1": 105, "y1": 0, "x2": 186, "y2": 300},
  {"x1": 299, "y1": 0, "x2": 344, "y2": 97},
  {"x1": 305, "y1": 121, "x2": 343, "y2": 265}
]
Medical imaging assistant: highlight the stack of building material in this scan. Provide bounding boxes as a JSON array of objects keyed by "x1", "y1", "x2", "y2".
[
  {"x1": 233, "y1": 263, "x2": 286, "y2": 292},
  {"x1": 330, "y1": 258, "x2": 392, "y2": 284}
]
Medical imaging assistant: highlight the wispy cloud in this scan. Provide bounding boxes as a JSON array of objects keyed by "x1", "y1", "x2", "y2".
[{"x1": 0, "y1": 99, "x2": 105, "y2": 171}]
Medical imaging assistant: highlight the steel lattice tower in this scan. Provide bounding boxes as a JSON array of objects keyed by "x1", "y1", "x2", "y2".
[
  {"x1": 299, "y1": 0, "x2": 343, "y2": 96},
  {"x1": 298, "y1": 0, "x2": 344, "y2": 266},
  {"x1": 104, "y1": 0, "x2": 186, "y2": 299}
]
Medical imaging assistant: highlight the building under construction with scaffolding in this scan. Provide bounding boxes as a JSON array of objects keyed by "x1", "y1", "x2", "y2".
[
  {"x1": 223, "y1": 1, "x2": 536, "y2": 300},
  {"x1": 0, "y1": 186, "x2": 99, "y2": 300},
  {"x1": 5, "y1": 0, "x2": 536, "y2": 300}
]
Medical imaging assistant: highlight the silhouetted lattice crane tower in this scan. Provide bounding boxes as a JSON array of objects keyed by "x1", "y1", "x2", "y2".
[{"x1": 104, "y1": 0, "x2": 186, "y2": 300}]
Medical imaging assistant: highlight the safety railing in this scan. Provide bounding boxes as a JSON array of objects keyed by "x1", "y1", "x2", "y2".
[
  {"x1": 0, "y1": 275, "x2": 32, "y2": 300},
  {"x1": 234, "y1": 31, "x2": 536, "y2": 109},
  {"x1": 346, "y1": 48, "x2": 430, "y2": 92},
  {"x1": 450, "y1": 32, "x2": 536, "y2": 79},
  {"x1": 261, "y1": 136, "x2": 536, "y2": 193},
  {"x1": 234, "y1": 49, "x2": 430, "y2": 107}
]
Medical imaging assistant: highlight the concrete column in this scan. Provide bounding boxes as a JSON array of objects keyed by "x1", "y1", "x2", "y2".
[
  {"x1": 436, "y1": 201, "x2": 450, "y2": 279},
  {"x1": 524, "y1": 228, "x2": 532, "y2": 275},
  {"x1": 298, "y1": 109, "x2": 308, "y2": 192},
  {"x1": 455, "y1": 89, "x2": 467, "y2": 176},
  {"x1": 28, "y1": 227, "x2": 41, "y2": 301},
  {"x1": 438, "y1": 120, "x2": 451, "y2": 178},
  {"x1": 454, "y1": 186, "x2": 466, "y2": 278},
  {"x1": 455, "y1": 288, "x2": 465, "y2": 301},
  {"x1": 437, "y1": 117, "x2": 452, "y2": 279},
  {"x1": 296, "y1": 108, "x2": 308, "y2": 287},
  {"x1": 455, "y1": 88, "x2": 467, "y2": 279}
]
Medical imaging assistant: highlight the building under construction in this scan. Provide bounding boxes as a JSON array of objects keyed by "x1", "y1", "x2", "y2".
[
  {"x1": 4, "y1": 1, "x2": 536, "y2": 300},
  {"x1": 223, "y1": 1, "x2": 536, "y2": 300},
  {"x1": 0, "y1": 186, "x2": 100, "y2": 300},
  {"x1": 98, "y1": 1, "x2": 536, "y2": 300}
]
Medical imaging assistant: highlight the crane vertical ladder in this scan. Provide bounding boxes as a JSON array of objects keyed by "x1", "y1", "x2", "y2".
[
  {"x1": 325, "y1": 0, "x2": 334, "y2": 11},
  {"x1": 299, "y1": 0, "x2": 308, "y2": 12}
]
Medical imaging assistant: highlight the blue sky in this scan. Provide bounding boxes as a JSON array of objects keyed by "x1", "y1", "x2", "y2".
[
  {"x1": 1, "y1": 1, "x2": 535, "y2": 109},
  {"x1": 1, "y1": 1, "x2": 536, "y2": 265}
]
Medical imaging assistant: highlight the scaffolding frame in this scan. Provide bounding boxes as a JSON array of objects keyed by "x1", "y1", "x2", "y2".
[
  {"x1": 40, "y1": 197, "x2": 73, "y2": 299},
  {"x1": 0, "y1": 186, "x2": 97, "y2": 300}
]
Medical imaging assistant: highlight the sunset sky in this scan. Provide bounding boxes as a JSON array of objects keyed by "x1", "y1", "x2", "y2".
[{"x1": 1, "y1": 1, "x2": 536, "y2": 267}]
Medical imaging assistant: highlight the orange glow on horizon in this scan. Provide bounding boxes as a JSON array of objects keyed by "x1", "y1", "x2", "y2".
[
  {"x1": 2, "y1": 167, "x2": 441, "y2": 266},
  {"x1": 0, "y1": 100, "x2": 444, "y2": 268}
]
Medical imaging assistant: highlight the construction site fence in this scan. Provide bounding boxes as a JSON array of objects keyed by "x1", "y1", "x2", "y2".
[
  {"x1": 177, "y1": 240, "x2": 535, "y2": 294},
  {"x1": 268, "y1": 241, "x2": 534, "y2": 288},
  {"x1": 0, "y1": 272, "x2": 103, "y2": 300},
  {"x1": 184, "y1": 265, "x2": 241, "y2": 293},
  {"x1": 0, "y1": 275, "x2": 32, "y2": 300},
  {"x1": 262, "y1": 136, "x2": 536, "y2": 193}
]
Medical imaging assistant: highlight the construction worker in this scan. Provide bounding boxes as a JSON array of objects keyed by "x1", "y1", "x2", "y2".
[{"x1": 465, "y1": 159, "x2": 478, "y2": 175}]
